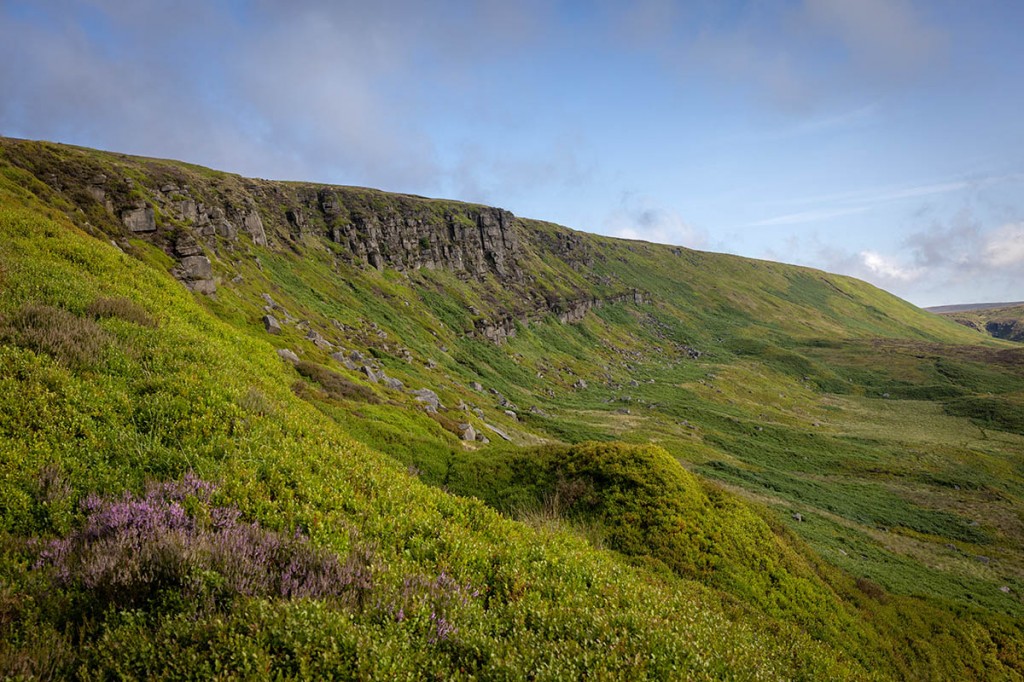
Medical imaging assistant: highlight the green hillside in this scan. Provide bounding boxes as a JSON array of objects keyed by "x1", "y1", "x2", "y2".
[{"x1": 2, "y1": 139, "x2": 1023, "y2": 679}]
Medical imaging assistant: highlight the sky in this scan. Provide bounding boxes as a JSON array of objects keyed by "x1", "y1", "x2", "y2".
[{"x1": 2, "y1": 0, "x2": 1023, "y2": 307}]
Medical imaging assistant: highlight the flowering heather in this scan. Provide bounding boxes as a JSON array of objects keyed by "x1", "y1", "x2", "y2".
[
  {"x1": 387, "y1": 570, "x2": 481, "y2": 643},
  {"x1": 34, "y1": 475, "x2": 368, "y2": 609}
]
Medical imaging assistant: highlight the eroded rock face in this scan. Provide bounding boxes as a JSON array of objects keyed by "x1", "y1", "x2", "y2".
[
  {"x1": 121, "y1": 205, "x2": 156, "y2": 232},
  {"x1": 326, "y1": 204, "x2": 522, "y2": 283}
]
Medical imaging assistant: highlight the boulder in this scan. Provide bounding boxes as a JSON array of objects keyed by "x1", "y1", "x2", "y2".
[
  {"x1": 263, "y1": 315, "x2": 281, "y2": 334},
  {"x1": 171, "y1": 255, "x2": 216, "y2": 295},
  {"x1": 243, "y1": 210, "x2": 267, "y2": 246},
  {"x1": 306, "y1": 330, "x2": 333, "y2": 349},
  {"x1": 470, "y1": 381, "x2": 484, "y2": 392},
  {"x1": 458, "y1": 423, "x2": 476, "y2": 442},
  {"x1": 331, "y1": 351, "x2": 357, "y2": 370},
  {"x1": 574, "y1": 379, "x2": 587, "y2": 389},
  {"x1": 361, "y1": 365, "x2": 381, "y2": 383},
  {"x1": 503, "y1": 410, "x2": 518, "y2": 421},
  {"x1": 411, "y1": 388, "x2": 442, "y2": 411},
  {"x1": 383, "y1": 376, "x2": 405, "y2": 390},
  {"x1": 121, "y1": 205, "x2": 156, "y2": 232},
  {"x1": 483, "y1": 423, "x2": 511, "y2": 441},
  {"x1": 276, "y1": 348, "x2": 300, "y2": 364}
]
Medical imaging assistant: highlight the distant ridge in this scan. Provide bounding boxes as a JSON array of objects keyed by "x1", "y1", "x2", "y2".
[{"x1": 926, "y1": 301, "x2": 1024, "y2": 314}]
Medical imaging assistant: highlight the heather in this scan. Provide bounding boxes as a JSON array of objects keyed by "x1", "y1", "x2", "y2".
[{"x1": 32, "y1": 474, "x2": 370, "y2": 610}]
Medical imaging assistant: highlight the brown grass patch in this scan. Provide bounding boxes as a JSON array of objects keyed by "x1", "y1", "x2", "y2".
[
  {"x1": 0, "y1": 303, "x2": 109, "y2": 368},
  {"x1": 86, "y1": 296, "x2": 157, "y2": 328}
]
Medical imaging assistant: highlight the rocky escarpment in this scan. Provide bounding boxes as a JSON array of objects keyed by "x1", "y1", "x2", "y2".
[
  {"x1": 313, "y1": 187, "x2": 521, "y2": 281},
  {"x1": 0, "y1": 139, "x2": 524, "y2": 295},
  {"x1": 1, "y1": 139, "x2": 652, "y2": 331}
]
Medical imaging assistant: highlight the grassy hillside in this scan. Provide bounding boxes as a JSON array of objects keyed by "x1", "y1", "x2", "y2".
[{"x1": 2, "y1": 139, "x2": 1023, "y2": 679}]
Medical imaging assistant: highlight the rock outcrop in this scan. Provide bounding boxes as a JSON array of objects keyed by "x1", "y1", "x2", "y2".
[{"x1": 474, "y1": 289, "x2": 650, "y2": 343}]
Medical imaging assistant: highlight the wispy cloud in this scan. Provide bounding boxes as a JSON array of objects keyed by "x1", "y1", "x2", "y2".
[
  {"x1": 604, "y1": 193, "x2": 706, "y2": 248},
  {"x1": 745, "y1": 205, "x2": 871, "y2": 227},
  {"x1": 746, "y1": 176, "x2": 1014, "y2": 228}
]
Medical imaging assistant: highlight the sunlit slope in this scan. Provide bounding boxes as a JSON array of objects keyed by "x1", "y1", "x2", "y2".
[
  {"x1": 2, "y1": 139, "x2": 1024, "y2": 679},
  {"x1": 0, "y1": 169, "x2": 879, "y2": 679}
]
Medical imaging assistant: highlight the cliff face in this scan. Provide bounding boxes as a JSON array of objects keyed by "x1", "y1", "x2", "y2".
[
  {"x1": 0, "y1": 139, "x2": 525, "y2": 295},
  {"x1": 1, "y1": 138, "x2": 664, "y2": 343},
  {"x1": 311, "y1": 187, "x2": 522, "y2": 282}
]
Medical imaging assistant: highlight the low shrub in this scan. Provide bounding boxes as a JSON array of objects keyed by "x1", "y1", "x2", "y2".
[
  {"x1": 0, "y1": 303, "x2": 108, "y2": 368},
  {"x1": 86, "y1": 296, "x2": 157, "y2": 328},
  {"x1": 33, "y1": 474, "x2": 372, "y2": 613},
  {"x1": 295, "y1": 361, "x2": 378, "y2": 403}
]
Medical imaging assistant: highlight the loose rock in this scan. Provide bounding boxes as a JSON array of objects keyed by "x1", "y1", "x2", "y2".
[
  {"x1": 276, "y1": 348, "x2": 300, "y2": 364},
  {"x1": 263, "y1": 315, "x2": 281, "y2": 335}
]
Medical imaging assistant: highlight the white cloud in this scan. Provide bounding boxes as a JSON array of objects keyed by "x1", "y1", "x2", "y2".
[
  {"x1": 983, "y1": 223, "x2": 1024, "y2": 267},
  {"x1": 604, "y1": 194, "x2": 706, "y2": 248},
  {"x1": 859, "y1": 250, "x2": 923, "y2": 282}
]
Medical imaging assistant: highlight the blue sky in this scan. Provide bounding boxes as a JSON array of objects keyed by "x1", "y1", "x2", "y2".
[{"x1": 2, "y1": 0, "x2": 1023, "y2": 307}]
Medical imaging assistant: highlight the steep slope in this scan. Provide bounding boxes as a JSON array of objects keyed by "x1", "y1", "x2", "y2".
[{"x1": 2, "y1": 138, "x2": 1024, "y2": 679}]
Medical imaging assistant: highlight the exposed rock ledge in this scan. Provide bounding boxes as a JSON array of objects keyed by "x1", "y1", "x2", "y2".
[{"x1": 475, "y1": 289, "x2": 650, "y2": 343}]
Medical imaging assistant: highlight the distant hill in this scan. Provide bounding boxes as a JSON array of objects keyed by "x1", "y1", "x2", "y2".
[
  {"x1": 2, "y1": 137, "x2": 1023, "y2": 679},
  {"x1": 933, "y1": 302, "x2": 1024, "y2": 342},
  {"x1": 926, "y1": 301, "x2": 1024, "y2": 314}
]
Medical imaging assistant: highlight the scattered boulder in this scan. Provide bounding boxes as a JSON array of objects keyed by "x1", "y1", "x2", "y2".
[
  {"x1": 276, "y1": 348, "x2": 300, "y2": 364},
  {"x1": 360, "y1": 365, "x2": 381, "y2": 383},
  {"x1": 458, "y1": 423, "x2": 476, "y2": 442},
  {"x1": 263, "y1": 315, "x2": 281, "y2": 335},
  {"x1": 483, "y1": 423, "x2": 511, "y2": 441},
  {"x1": 411, "y1": 388, "x2": 442, "y2": 412},
  {"x1": 475, "y1": 432, "x2": 490, "y2": 444},
  {"x1": 383, "y1": 376, "x2": 405, "y2": 390},
  {"x1": 503, "y1": 410, "x2": 518, "y2": 421},
  {"x1": 792, "y1": 513, "x2": 804, "y2": 523},
  {"x1": 574, "y1": 379, "x2": 587, "y2": 389},
  {"x1": 330, "y1": 351, "x2": 357, "y2": 370},
  {"x1": 306, "y1": 330, "x2": 333, "y2": 349},
  {"x1": 470, "y1": 381, "x2": 484, "y2": 392},
  {"x1": 1000, "y1": 586, "x2": 1012, "y2": 594}
]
